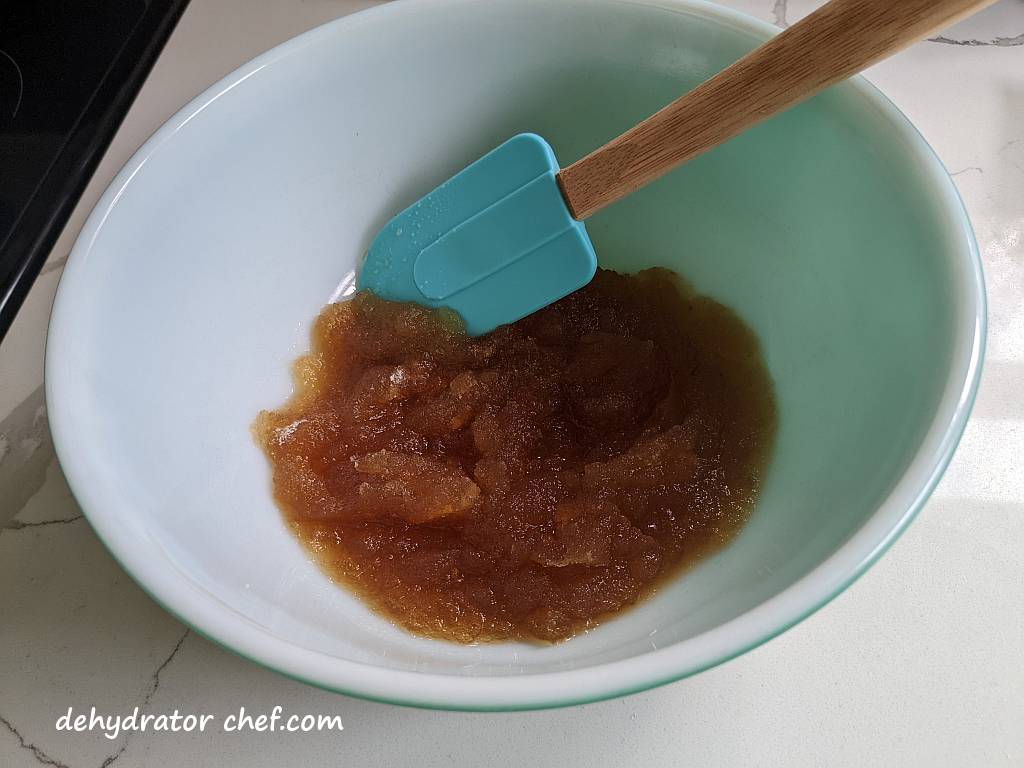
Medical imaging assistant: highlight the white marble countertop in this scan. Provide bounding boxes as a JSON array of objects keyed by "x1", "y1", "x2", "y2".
[{"x1": 1, "y1": 1, "x2": 1022, "y2": 765}]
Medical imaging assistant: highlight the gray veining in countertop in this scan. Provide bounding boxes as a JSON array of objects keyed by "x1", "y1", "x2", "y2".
[{"x1": 1, "y1": 1, "x2": 1022, "y2": 766}]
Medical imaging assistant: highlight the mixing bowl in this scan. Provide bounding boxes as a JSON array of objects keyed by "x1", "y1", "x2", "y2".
[{"x1": 45, "y1": 0, "x2": 985, "y2": 710}]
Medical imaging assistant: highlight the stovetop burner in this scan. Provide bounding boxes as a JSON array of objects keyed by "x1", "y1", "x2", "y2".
[{"x1": 0, "y1": 0, "x2": 190, "y2": 342}]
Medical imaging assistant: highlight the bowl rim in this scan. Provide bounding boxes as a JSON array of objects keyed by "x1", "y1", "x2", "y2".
[{"x1": 45, "y1": 0, "x2": 987, "y2": 711}]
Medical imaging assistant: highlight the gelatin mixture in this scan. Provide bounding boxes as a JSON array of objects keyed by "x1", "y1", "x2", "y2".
[{"x1": 255, "y1": 268, "x2": 776, "y2": 642}]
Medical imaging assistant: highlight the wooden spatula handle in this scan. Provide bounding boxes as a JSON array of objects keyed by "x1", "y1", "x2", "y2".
[{"x1": 557, "y1": 0, "x2": 995, "y2": 220}]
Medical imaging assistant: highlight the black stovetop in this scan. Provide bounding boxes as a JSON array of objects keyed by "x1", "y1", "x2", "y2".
[{"x1": 0, "y1": 0, "x2": 190, "y2": 342}]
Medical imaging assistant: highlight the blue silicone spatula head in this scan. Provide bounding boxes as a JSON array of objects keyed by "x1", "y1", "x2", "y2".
[{"x1": 358, "y1": 134, "x2": 597, "y2": 336}]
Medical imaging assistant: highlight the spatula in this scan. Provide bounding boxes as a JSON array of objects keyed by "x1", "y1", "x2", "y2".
[{"x1": 359, "y1": 0, "x2": 993, "y2": 335}]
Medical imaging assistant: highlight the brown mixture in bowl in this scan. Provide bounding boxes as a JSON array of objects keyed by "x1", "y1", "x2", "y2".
[{"x1": 255, "y1": 268, "x2": 776, "y2": 642}]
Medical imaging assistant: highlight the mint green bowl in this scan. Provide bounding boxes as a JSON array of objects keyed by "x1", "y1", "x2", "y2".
[{"x1": 46, "y1": 0, "x2": 985, "y2": 711}]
